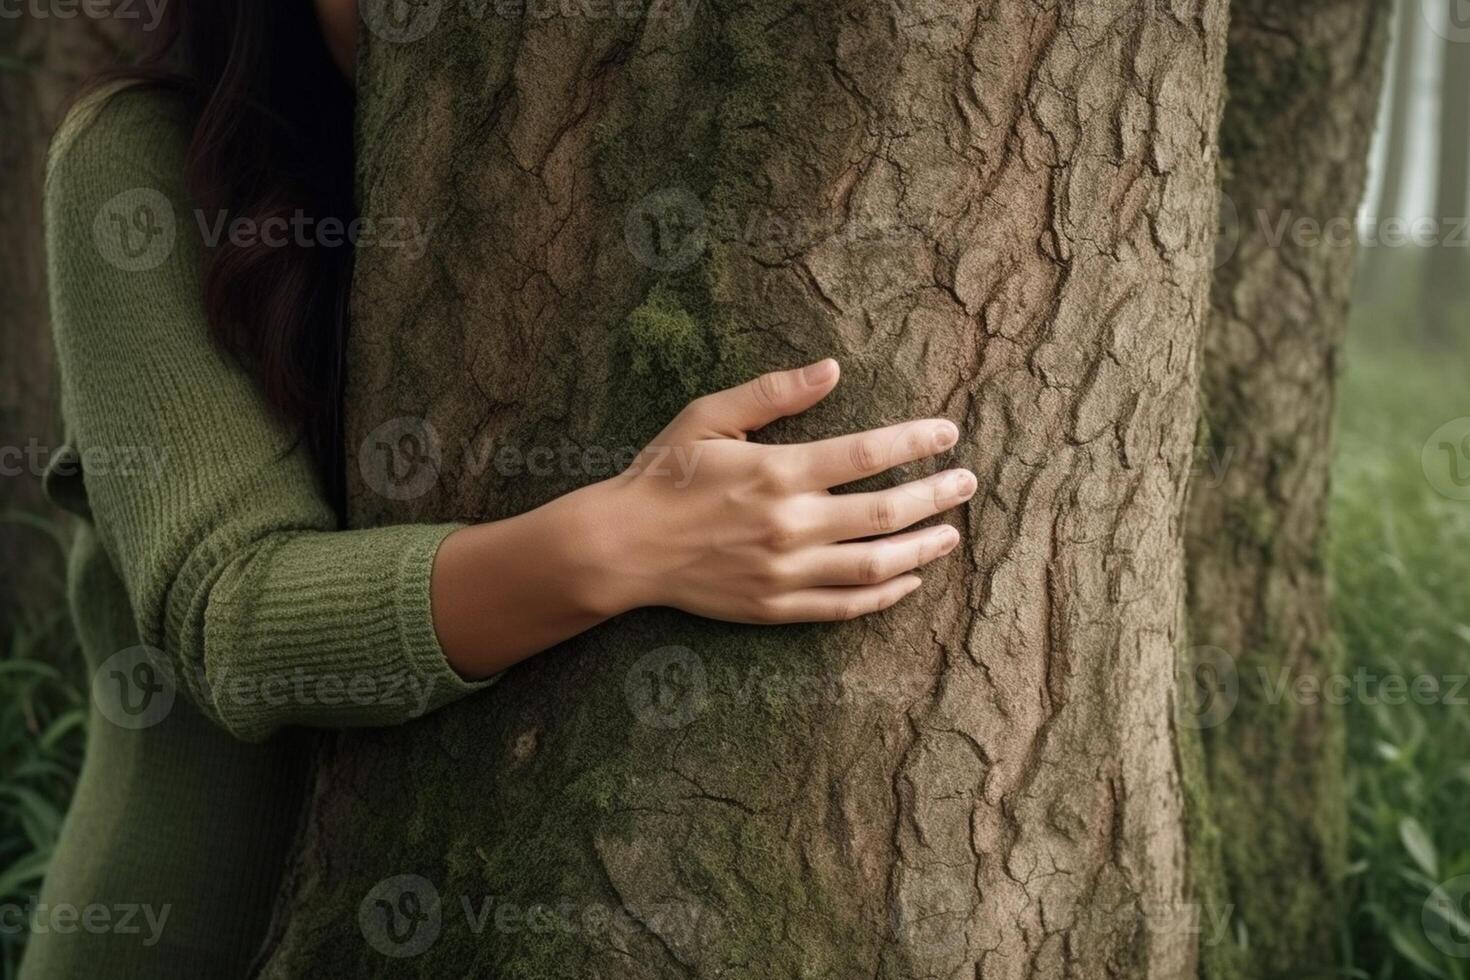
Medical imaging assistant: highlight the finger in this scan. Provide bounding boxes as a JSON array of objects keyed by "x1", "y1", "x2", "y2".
[
  {"x1": 791, "y1": 525, "x2": 961, "y2": 588},
  {"x1": 688, "y1": 359, "x2": 839, "y2": 436},
  {"x1": 761, "y1": 574, "x2": 923, "y2": 623},
  {"x1": 789, "y1": 418, "x2": 959, "y2": 490},
  {"x1": 817, "y1": 468, "x2": 977, "y2": 543}
]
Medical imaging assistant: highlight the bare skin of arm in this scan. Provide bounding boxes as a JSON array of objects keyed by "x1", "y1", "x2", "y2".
[{"x1": 432, "y1": 360, "x2": 975, "y2": 680}]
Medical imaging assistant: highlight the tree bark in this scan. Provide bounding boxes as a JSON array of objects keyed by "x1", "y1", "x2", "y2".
[
  {"x1": 1186, "y1": 0, "x2": 1388, "y2": 976},
  {"x1": 260, "y1": 1, "x2": 1228, "y2": 976},
  {"x1": 0, "y1": 9, "x2": 137, "y2": 630}
]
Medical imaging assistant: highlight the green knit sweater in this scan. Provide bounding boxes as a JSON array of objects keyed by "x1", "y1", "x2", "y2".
[{"x1": 20, "y1": 84, "x2": 492, "y2": 979}]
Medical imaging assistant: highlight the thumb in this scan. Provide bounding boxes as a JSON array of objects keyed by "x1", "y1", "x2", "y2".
[{"x1": 691, "y1": 359, "x2": 840, "y2": 437}]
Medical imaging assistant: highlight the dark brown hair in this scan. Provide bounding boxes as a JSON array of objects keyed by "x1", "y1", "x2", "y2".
[{"x1": 95, "y1": 0, "x2": 357, "y2": 511}]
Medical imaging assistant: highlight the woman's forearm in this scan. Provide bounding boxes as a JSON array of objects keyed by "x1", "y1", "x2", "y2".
[{"x1": 430, "y1": 481, "x2": 632, "y2": 680}]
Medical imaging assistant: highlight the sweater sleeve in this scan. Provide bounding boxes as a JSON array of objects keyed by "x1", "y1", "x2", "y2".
[{"x1": 43, "y1": 85, "x2": 495, "y2": 742}]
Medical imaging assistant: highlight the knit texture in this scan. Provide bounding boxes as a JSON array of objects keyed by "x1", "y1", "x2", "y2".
[{"x1": 20, "y1": 83, "x2": 493, "y2": 979}]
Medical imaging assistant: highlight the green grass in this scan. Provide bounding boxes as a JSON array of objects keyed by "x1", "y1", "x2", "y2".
[
  {"x1": 1334, "y1": 279, "x2": 1470, "y2": 978},
  {"x1": 0, "y1": 515, "x2": 84, "y2": 980}
]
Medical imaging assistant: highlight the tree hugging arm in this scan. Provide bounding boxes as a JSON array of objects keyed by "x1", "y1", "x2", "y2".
[
  {"x1": 431, "y1": 359, "x2": 977, "y2": 678},
  {"x1": 49, "y1": 88, "x2": 975, "y2": 733},
  {"x1": 45, "y1": 88, "x2": 494, "y2": 742}
]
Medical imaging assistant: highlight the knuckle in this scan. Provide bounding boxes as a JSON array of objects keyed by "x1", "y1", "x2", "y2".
[
  {"x1": 750, "y1": 595, "x2": 783, "y2": 624},
  {"x1": 763, "y1": 510, "x2": 803, "y2": 550},
  {"x1": 849, "y1": 435, "x2": 883, "y2": 474},
  {"x1": 870, "y1": 496, "x2": 898, "y2": 533},
  {"x1": 857, "y1": 550, "x2": 885, "y2": 585},
  {"x1": 759, "y1": 557, "x2": 794, "y2": 590},
  {"x1": 755, "y1": 454, "x2": 793, "y2": 491},
  {"x1": 680, "y1": 395, "x2": 713, "y2": 424},
  {"x1": 754, "y1": 371, "x2": 787, "y2": 411},
  {"x1": 903, "y1": 424, "x2": 928, "y2": 459}
]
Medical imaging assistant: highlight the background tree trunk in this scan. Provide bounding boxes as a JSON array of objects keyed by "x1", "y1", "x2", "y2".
[
  {"x1": 1359, "y1": 0, "x2": 1421, "y2": 299},
  {"x1": 1373, "y1": 0, "x2": 1419, "y2": 224},
  {"x1": 1186, "y1": 0, "x2": 1389, "y2": 976},
  {"x1": 1428, "y1": 13, "x2": 1470, "y2": 342},
  {"x1": 0, "y1": 9, "x2": 138, "y2": 632},
  {"x1": 261, "y1": 1, "x2": 1228, "y2": 976}
]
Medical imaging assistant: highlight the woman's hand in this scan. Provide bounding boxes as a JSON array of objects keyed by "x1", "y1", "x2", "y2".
[
  {"x1": 595, "y1": 358, "x2": 974, "y2": 624},
  {"x1": 433, "y1": 358, "x2": 974, "y2": 679}
]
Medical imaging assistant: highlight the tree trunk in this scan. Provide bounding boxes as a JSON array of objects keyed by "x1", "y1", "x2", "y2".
[
  {"x1": 0, "y1": 9, "x2": 137, "y2": 631},
  {"x1": 1359, "y1": 0, "x2": 1420, "y2": 298},
  {"x1": 260, "y1": 2, "x2": 1228, "y2": 976},
  {"x1": 1373, "y1": 0, "x2": 1418, "y2": 224},
  {"x1": 1186, "y1": 0, "x2": 1388, "y2": 977},
  {"x1": 1428, "y1": 14, "x2": 1470, "y2": 342}
]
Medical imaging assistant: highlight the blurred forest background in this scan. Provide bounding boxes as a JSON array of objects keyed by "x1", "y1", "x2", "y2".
[
  {"x1": 1334, "y1": 1, "x2": 1470, "y2": 974},
  {"x1": 3, "y1": 1, "x2": 1470, "y2": 977}
]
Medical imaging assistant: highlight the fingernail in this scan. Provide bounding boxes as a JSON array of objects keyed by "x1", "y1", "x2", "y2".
[
  {"x1": 802, "y1": 358, "x2": 837, "y2": 385},
  {"x1": 934, "y1": 423, "x2": 958, "y2": 451},
  {"x1": 935, "y1": 525, "x2": 961, "y2": 551},
  {"x1": 952, "y1": 470, "x2": 976, "y2": 498}
]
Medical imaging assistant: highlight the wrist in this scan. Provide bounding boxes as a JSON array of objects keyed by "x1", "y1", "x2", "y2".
[{"x1": 550, "y1": 478, "x2": 652, "y2": 620}]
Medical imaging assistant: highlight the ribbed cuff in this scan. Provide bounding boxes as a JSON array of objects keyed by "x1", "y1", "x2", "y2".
[
  {"x1": 393, "y1": 522, "x2": 500, "y2": 719},
  {"x1": 184, "y1": 520, "x2": 501, "y2": 740}
]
